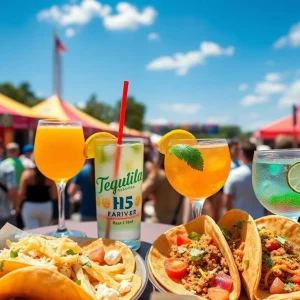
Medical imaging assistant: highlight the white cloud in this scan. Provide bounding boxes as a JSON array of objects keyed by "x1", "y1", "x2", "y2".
[
  {"x1": 37, "y1": 0, "x2": 157, "y2": 31},
  {"x1": 146, "y1": 41, "x2": 235, "y2": 76},
  {"x1": 148, "y1": 118, "x2": 168, "y2": 125},
  {"x1": 103, "y1": 3, "x2": 157, "y2": 30},
  {"x1": 148, "y1": 32, "x2": 160, "y2": 41},
  {"x1": 239, "y1": 83, "x2": 248, "y2": 91},
  {"x1": 278, "y1": 80, "x2": 300, "y2": 107},
  {"x1": 160, "y1": 103, "x2": 202, "y2": 115},
  {"x1": 77, "y1": 101, "x2": 86, "y2": 109},
  {"x1": 265, "y1": 72, "x2": 281, "y2": 82},
  {"x1": 65, "y1": 28, "x2": 76, "y2": 38},
  {"x1": 240, "y1": 95, "x2": 268, "y2": 106},
  {"x1": 274, "y1": 21, "x2": 300, "y2": 49},
  {"x1": 255, "y1": 81, "x2": 286, "y2": 95}
]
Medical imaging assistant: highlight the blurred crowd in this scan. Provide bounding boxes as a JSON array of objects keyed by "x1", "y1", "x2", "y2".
[{"x1": 0, "y1": 134, "x2": 298, "y2": 230}]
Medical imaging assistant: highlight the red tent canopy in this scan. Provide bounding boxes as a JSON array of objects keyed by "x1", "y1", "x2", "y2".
[{"x1": 254, "y1": 107, "x2": 300, "y2": 139}]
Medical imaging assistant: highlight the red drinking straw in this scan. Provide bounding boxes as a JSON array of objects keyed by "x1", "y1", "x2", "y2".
[{"x1": 105, "y1": 80, "x2": 129, "y2": 238}]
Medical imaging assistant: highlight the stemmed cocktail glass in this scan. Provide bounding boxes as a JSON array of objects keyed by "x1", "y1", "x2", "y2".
[
  {"x1": 165, "y1": 139, "x2": 231, "y2": 218},
  {"x1": 253, "y1": 149, "x2": 300, "y2": 222},
  {"x1": 34, "y1": 119, "x2": 86, "y2": 237}
]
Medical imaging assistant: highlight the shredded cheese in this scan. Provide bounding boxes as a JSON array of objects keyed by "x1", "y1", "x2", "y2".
[
  {"x1": 264, "y1": 265, "x2": 300, "y2": 287},
  {"x1": 198, "y1": 266, "x2": 208, "y2": 280},
  {"x1": 259, "y1": 229, "x2": 274, "y2": 237}
]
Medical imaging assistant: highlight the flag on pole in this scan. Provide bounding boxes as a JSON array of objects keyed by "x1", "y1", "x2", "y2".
[{"x1": 55, "y1": 35, "x2": 67, "y2": 54}]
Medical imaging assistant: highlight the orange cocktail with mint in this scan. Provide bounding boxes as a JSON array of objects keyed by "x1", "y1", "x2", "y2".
[{"x1": 158, "y1": 130, "x2": 230, "y2": 217}]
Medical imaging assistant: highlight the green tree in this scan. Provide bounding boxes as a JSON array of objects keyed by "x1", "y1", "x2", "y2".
[
  {"x1": 81, "y1": 93, "x2": 115, "y2": 124},
  {"x1": 0, "y1": 82, "x2": 43, "y2": 107},
  {"x1": 218, "y1": 125, "x2": 242, "y2": 139},
  {"x1": 116, "y1": 96, "x2": 146, "y2": 130}
]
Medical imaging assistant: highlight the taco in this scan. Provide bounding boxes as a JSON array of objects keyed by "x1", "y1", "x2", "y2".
[
  {"x1": 254, "y1": 215, "x2": 300, "y2": 300},
  {"x1": 218, "y1": 209, "x2": 262, "y2": 300},
  {"x1": 148, "y1": 215, "x2": 241, "y2": 300},
  {"x1": 0, "y1": 235, "x2": 141, "y2": 300}
]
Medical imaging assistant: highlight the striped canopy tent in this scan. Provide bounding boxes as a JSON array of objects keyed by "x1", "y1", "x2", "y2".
[
  {"x1": 31, "y1": 95, "x2": 147, "y2": 138},
  {"x1": 0, "y1": 93, "x2": 39, "y2": 129},
  {"x1": 253, "y1": 106, "x2": 300, "y2": 140}
]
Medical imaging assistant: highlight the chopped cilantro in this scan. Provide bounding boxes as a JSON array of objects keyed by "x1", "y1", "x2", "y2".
[
  {"x1": 75, "y1": 279, "x2": 81, "y2": 286},
  {"x1": 0, "y1": 261, "x2": 4, "y2": 272},
  {"x1": 220, "y1": 227, "x2": 231, "y2": 241},
  {"x1": 178, "y1": 247, "x2": 187, "y2": 254},
  {"x1": 284, "y1": 282, "x2": 294, "y2": 291},
  {"x1": 190, "y1": 249, "x2": 207, "y2": 261},
  {"x1": 187, "y1": 232, "x2": 200, "y2": 241},
  {"x1": 236, "y1": 220, "x2": 250, "y2": 229},
  {"x1": 66, "y1": 249, "x2": 76, "y2": 255},
  {"x1": 262, "y1": 253, "x2": 274, "y2": 267},
  {"x1": 275, "y1": 235, "x2": 286, "y2": 245},
  {"x1": 244, "y1": 260, "x2": 250, "y2": 266},
  {"x1": 10, "y1": 249, "x2": 20, "y2": 258},
  {"x1": 257, "y1": 225, "x2": 266, "y2": 231},
  {"x1": 82, "y1": 261, "x2": 92, "y2": 268},
  {"x1": 260, "y1": 234, "x2": 268, "y2": 240},
  {"x1": 286, "y1": 278, "x2": 293, "y2": 284}
]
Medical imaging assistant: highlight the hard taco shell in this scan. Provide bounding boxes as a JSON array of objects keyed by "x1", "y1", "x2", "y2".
[
  {"x1": 148, "y1": 215, "x2": 241, "y2": 299},
  {"x1": 254, "y1": 215, "x2": 300, "y2": 300},
  {"x1": 218, "y1": 209, "x2": 262, "y2": 300}
]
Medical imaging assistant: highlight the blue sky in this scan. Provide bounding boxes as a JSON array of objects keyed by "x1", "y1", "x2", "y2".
[{"x1": 1, "y1": 0, "x2": 300, "y2": 131}]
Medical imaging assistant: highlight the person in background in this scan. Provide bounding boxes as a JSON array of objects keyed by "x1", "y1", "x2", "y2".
[
  {"x1": 68, "y1": 160, "x2": 96, "y2": 221},
  {"x1": 142, "y1": 152, "x2": 187, "y2": 225},
  {"x1": 19, "y1": 144, "x2": 35, "y2": 169},
  {"x1": 274, "y1": 134, "x2": 294, "y2": 149},
  {"x1": 16, "y1": 167, "x2": 57, "y2": 229},
  {"x1": 223, "y1": 141, "x2": 265, "y2": 219},
  {"x1": 228, "y1": 139, "x2": 240, "y2": 169},
  {"x1": 0, "y1": 144, "x2": 5, "y2": 162},
  {"x1": 0, "y1": 143, "x2": 24, "y2": 207}
]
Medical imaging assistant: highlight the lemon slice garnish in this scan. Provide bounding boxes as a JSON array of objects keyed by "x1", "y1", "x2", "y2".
[
  {"x1": 158, "y1": 129, "x2": 196, "y2": 155},
  {"x1": 287, "y1": 161, "x2": 300, "y2": 193},
  {"x1": 84, "y1": 132, "x2": 117, "y2": 158}
]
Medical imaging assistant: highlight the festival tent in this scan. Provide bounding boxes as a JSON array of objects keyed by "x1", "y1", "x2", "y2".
[
  {"x1": 253, "y1": 106, "x2": 300, "y2": 140},
  {"x1": 0, "y1": 93, "x2": 40, "y2": 144},
  {"x1": 31, "y1": 95, "x2": 148, "y2": 138}
]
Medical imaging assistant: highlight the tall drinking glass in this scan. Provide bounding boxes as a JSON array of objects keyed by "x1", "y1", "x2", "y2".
[
  {"x1": 253, "y1": 149, "x2": 300, "y2": 221},
  {"x1": 94, "y1": 138, "x2": 143, "y2": 251},
  {"x1": 165, "y1": 139, "x2": 230, "y2": 218},
  {"x1": 34, "y1": 119, "x2": 86, "y2": 236}
]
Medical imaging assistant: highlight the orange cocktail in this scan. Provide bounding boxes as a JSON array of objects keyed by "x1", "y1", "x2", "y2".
[
  {"x1": 34, "y1": 119, "x2": 86, "y2": 237},
  {"x1": 165, "y1": 143, "x2": 230, "y2": 199},
  {"x1": 34, "y1": 126, "x2": 85, "y2": 182}
]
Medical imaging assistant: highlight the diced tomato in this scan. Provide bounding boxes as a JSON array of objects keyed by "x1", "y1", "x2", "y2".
[
  {"x1": 208, "y1": 287, "x2": 230, "y2": 300},
  {"x1": 164, "y1": 258, "x2": 188, "y2": 278},
  {"x1": 210, "y1": 274, "x2": 233, "y2": 291},
  {"x1": 270, "y1": 277, "x2": 285, "y2": 294},
  {"x1": 176, "y1": 234, "x2": 191, "y2": 246},
  {"x1": 291, "y1": 275, "x2": 300, "y2": 284},
  {"x1": 88, "y1": 248, "x2": 105, "y2": 264},
  {"x1": 266, "y1": 241, "x2": 280, "y2": 251}
]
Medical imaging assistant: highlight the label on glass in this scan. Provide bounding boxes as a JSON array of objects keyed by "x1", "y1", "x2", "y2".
[{"x1": 95, "y1": 143, "x2": 143, "y2": 241}]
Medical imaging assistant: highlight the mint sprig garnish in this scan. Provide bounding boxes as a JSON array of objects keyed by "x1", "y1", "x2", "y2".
[{"x1": 169, "y1": 145, "x2": 204, "y2": 171}]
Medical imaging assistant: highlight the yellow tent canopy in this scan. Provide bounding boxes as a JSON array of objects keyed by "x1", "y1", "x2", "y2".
[{"x1": 30, "y1": 95, "x2": 148, "y2": 138}]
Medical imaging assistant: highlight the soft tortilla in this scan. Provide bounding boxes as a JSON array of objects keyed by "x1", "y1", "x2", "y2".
[
  {"x1": 82, "y1": 238, "x2": 135, "y2": 274},
  {"x1": 254, "y1": 215, "x2": 300, "y2": 300},
  {"x1": 0, "y1": 238, "x2": 140, "y2": 300},
  {"x1": 148, "y1": 215, "x2": 241, "y2": 300},
  {"x1": 218, "y1": 209, "x2": 262, "y2": 300}
]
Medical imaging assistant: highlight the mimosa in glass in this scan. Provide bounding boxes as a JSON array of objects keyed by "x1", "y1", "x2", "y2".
[
  {"x1": 165, "y1": 139, "x2": 230, "y2": 218},
  {"x1": 34, "y1": 119, "x2": 86, "y2": 236}
]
